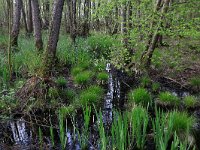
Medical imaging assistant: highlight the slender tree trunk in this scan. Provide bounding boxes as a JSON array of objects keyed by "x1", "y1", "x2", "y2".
[
  {"x1": 27, "y1": 0, "x2": 33, "y2": 34},
  {"x1": 112, "y1": 6, "x2": 119, "y2": 35},
  {"x1": 7, "y1": 0, "x2": 13, "y2": 81},
  {"x1": 82, "y1": 0, "x2": 90, "y2": 37},
  {"x1": 42, "y1": 0, "x2": 50, "y2": 29},
  {"x1": 31, "y1": 0, "x2": 43, "y2": 51},
  {"x1": 121, "y1": 3, "x2": 128, "y2": 47},
  {"x1": 22, "y1": 1, "x2": 28, "y2": 34},
  {"x1": 142, "y1": 0, "x2": 171, "y2": 69},
  {"x1": 11, "y1": 0, "x2": 22, "y2": 47},
  {"x1": 43, "y1": 0, "x2": 65, "y2": 77}
]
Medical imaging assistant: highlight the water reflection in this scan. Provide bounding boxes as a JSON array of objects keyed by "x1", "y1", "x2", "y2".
[{"x1": 10, "y1": 118, "x2": 31, "y2": 145}]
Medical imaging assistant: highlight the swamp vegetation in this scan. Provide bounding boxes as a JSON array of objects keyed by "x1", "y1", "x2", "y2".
[{"x1": 0, "y1": 0, "x2": 200, "y2": 149}]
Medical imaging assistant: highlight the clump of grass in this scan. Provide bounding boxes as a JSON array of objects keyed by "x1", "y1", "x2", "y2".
[
  {"x1": 140, "y1": 76, "x2": 151, "y2": 87},
  {"x1": 128, "y1": 88, "x2": 151, "y2": 106},
  {"x1": 59, "y1": 105, "x2": 76, "y2": 117},
  {"x1": 79, "y1": 85, "x2": 104, "y2": 106},
  {"x1": 97, "y1": 72, "x2": 109, "y2": 82},
  {"x1": 170, "y1": 111, "x2": 195, "y2": 134},
  {"x1": 152, "y1": 82, "x2": 160, "y2": 92},
  {"x1": 74, "y1": 71, "x2": 93, "y2": 85},
  {"x1": 71, "y1": 67, "x2": 83, "y2": 76},
  {"x1": 184, "y1": 95, "x2": 199, "y2": 108},
  {"x1": 55, "y1": 76, "x2": 67, "y2": 87},
  {"x1": 189, "y1": 77, "x2": 200, "y2": 89},
  {"x1": 158, "y1": 91, "x2": 180, "y2": 106},
  {"x1": 64, "y1": 89, "x2": 76, "y2": 102},
  {"x1": 48, "y1": 87, "x2": 59, "y2": 99}
]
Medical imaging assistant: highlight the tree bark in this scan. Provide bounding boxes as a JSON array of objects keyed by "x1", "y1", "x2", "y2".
[
  {"x1": 11, "y1": 0, "x2": 22, "y2": 47},
  {"x1": 43, "y1": 0, "x2": 65, "y2": 77},
  {"x1": 22, "y1": 1, "x2": 28, "y2": 34},
  {"x1": 142, "y1": 0, "x2": 171, "y2": 69},
  {"x1": 27, "y1": 0, "x2": 33, "y2": 34},
  {"x1": 42, "y1": 0, "x2": 50, "y2": 29},
  {"x1": 31, "y1": 0, "x2": 43, "y2": 51}
]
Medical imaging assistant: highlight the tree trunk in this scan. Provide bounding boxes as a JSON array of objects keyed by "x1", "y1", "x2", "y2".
[
  {"x1": 142, "y1": 0, "x2": 171, "y2": 69},
  {"x1": 22, "y1": 1, "x2": 28, "y2": 34},
  {"x1": 11, "y1": 0, "x2": 22, "y2": 47},
  {"x1": 43, "y1": 0, "x2": 65, "y2": 77},
  {"x1": 31, "y1": 0, "x2": 43, "y2": 51},
  {"x1": 42, "y1": 0, "x2": 50, "y2": 29},
  {"x1": 27, "y1": 0, "x2": 33, "y2": 34},
  {"x1": 82, "y1": 0, "x2": 90, "y2": 37},
  {"x1": 121, "y1": 3, "x2": 128, "y2": 47}
]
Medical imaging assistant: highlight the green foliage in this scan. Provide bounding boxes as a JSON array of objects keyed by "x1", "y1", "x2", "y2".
[
  {"x1": 184, "y1": 95, "x2": 199, "y2": 108},
  {"x1": 97, "y1": 111, "x2": 107, "y2": 150},
  {"x1": 153, "y1": 109, "x2": 174, "y2": 150},
  {"x1": 55, "y1": 76, "x2": 67, "y2": 87},
  {"x1": 110, "y1": 47, "x2": 131, "y2": 70},
  {"x1": 64, "y1": 89, "x2": 76, "y2": 102},
  {"x1": 158, "y1": 92, "x2": 180, "y2": 106},
  {"x1": 97, "y1": 72, "x2": 109, "y2": 82},
  {"x1": 152, "y1": 82, "x2": 160, "y2": 92},
  {"x1": 170, "y1": 111, "x2": 195, "y2": 134},
  {"x1": 71, "y1": 67, "x2": 83, "y2": 76},
  {"x1": 58, "y1": 109, "x2": 67, "y2": 150},
  {"x1": 0, "y1": 52, "x2": 9, "y2": 84},
  {"x1": 129, "y1": 106, "x2": 149, "y2": 149},
  {"x1": 74, "y1": 71, "x2": 94, "y2": 85},
  {"x1": 59, "y1": 105, "x2": 76, "y2": 117},
  {"x1": 128, "y1": 88, "x2": 151, "y2": 106},
  {"x1": 189, "y1": 77, "x2": 200, "y2": 88},
  {"x1": 48, "y1": 87, "x2": 59, "y2": 99},
  {"x1": 79, "y1": 85, "x2": 104, "y2": 106},
  {"x1": 112, "y1": 112, "x2": 129, "y2": 150},
  {"x1": 87, "y1": 34, "x2": 115, "y2": 58},
  {"x1": 140, "y1": 76, "x2": 151, "y2": 87}
]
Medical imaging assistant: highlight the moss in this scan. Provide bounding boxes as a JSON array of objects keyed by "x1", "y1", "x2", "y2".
[
  {"x1": 128, "y1": 88, "x2": 151, "y2": 106},
  {"x1": 158, "y1": 92, "x2": 180, "y2": 106}
]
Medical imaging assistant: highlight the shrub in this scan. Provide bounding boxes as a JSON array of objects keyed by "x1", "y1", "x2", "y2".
[
  {"x1": 158, "y1": 92, "x2": 180, "y2": 106},
  {"x1": 55, "y1": 76, "x2": 67, "y2": 87},
  {"x1": 97, "y1": 72, "x2": 109, "y2": 82},
  {"x1": 74, "y1": 71, "x2": 93, "y2": 85},
  {"x1": 184, "y1": 95, "x2": 198, "y2": 108},
  {"x1": 79, "y1": 85, "x2": 104, "y2": 106},
  {"x1": 87, "y1": 34, "x2": 115, "y2": 58},
  {"x1": 128, "y1": 88, "x2": 151, "y2": 106}
]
